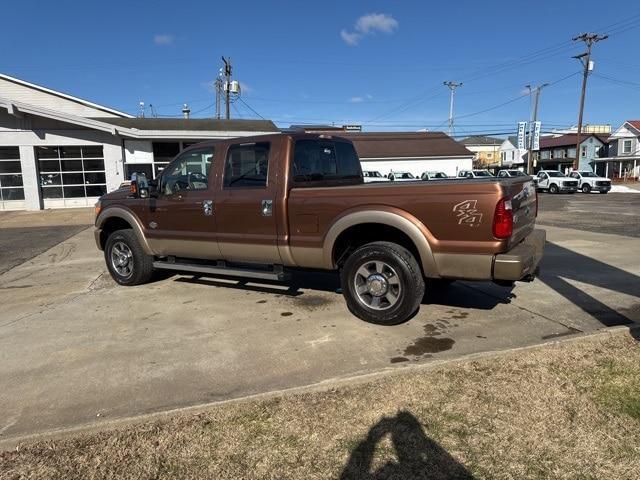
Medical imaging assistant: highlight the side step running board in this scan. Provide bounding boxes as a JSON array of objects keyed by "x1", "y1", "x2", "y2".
[{"x1": 152, "y1": 261, "x2": 290, "y2": 282}]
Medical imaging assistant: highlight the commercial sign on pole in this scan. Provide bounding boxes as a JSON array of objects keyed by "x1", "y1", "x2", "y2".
[
  {"x1": 532, "y1": 121, "x2": 541, "y2": 151},
  {"x1": 517, "y1": 122, "x2": 527, "y2": 149}
]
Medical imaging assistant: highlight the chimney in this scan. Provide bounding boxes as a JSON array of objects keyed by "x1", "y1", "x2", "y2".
[{"x1": 182, "y1": 103, "x2": 191, "y2": 119}]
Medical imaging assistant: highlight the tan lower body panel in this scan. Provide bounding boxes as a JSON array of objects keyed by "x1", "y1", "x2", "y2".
[
  {"x1": 289, "y1": 246, "x2": 325, "y2": 269},
  {"x1": 218, "y1": 242, "x2": 282, "y2": 264},
  {"x1": 148, "y1": 239, "x2": 222, "y2": 260},
  {"x1": 432, "y1": 252, "x2": 493, "y2": 280}
]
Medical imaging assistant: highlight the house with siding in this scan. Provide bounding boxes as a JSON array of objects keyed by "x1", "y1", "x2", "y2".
[
  {"x1": 532, "y1": 133, "x2": 608, "y2": 174},
  {"x1": 459, "y1": 135, "x2": 503, "y2": 168},
  {"x1": 592, "y1": 120, "x2": 640, "y2": 179},
  {"x1": 498, "y1": 136, "x2": 527, "y2": 169}
]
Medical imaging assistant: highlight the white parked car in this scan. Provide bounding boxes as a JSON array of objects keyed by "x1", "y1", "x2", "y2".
[
  {"x1": 535, "y1": 170, "x2": 578, "y2": 194},
  {"x1": 362, "y1": 170, "x2": 390, "y2": 183},
  {"x1": 497, "y1": 169, "x2": 527, "y2": 178},
  {"x1": 420, "y1": 171, "x2": 449, "y2": 180},
  {"x1": 387, "y1": 171, "x2": 417, "y2": 182},
  {"x1": 568, "y1": 171, "x2": 611, "y2": 194},
  {"x1": 458, "y1": 170, "x2": 494, "y2": 179}
]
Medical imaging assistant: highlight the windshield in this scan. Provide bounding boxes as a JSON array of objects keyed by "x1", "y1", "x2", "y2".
[
  {"x1": 509, "y1": 170, "x2": 526, "y2": 176},
  {"x1": 473, "y1": 171, "x2": 493, "y2": 177},
  {"x1": 433, "y1": 172, "x2": 447, "y2": 178},
  {"x1": 580, "y1": 172, "x2": 597, "y2": 177},
  {"x1": 399, "y1": 173, "x2": 415, "y2": 179},
  {"x1": 547, "y1": 171, "x2": 565, "y2": 177}
]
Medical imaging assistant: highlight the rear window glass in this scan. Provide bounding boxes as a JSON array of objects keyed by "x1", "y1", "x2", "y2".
[
  {"x1": 292, "y1": 140, "x2": 362, "y2": 186},
  {"x1": 224, "y1": 142, "x2": 270, "y2": 188}
]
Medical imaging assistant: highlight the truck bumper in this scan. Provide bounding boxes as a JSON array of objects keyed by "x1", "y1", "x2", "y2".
[{"x1": 493, "y1": 229, "x2": 546, "y2": 281}]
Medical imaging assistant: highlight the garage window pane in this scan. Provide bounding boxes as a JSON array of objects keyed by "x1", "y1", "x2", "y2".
[
  {"x1": 82, "y1": 146, "x2": 103, "y2": 158},
  {"x1": 0, "y1": 161, "x2": 21, "y2": 174},
  {"x1": 42, "y1": 187, "x2": 63, "y2": 198},
  {"x1": 63, "y1": 186, "x2": 86, "y2": 197},
  {"x1": 41, "y1": 173, "x2": 62, "y2": 186},
  {"x1": 38, "y1": 160, "x2": 60, "y2": 172},
  {"x1": 61, "y1": 160, "x2": 83, "y2": 172},
  {"x1": 83, "y1": 159, "x2": 105, "y2": 171},
  {"x1": 60, "y1": 146, "x2": 82, "y2": 158},
  {"x1": 62, "y1": 173, "x2": 84, "y2": 185},
  {"x1": 84, "y1": 172, "x2": 106, "y2": 184},
  {"x1": 36, "y1": 146, "x2": 59, "y2": 159},
  {"x1": 0, "y1": 174, "x2": 23, "y2": 187},
  {"x1": 86, "y1": 185, "x2": 107, "y2": 197},
  {"x1": 0, "y1": 147, "x2": 20, "y2": 160},
  {"x1": 2, "y1": 188, "x2": 25, "y2": 200}
]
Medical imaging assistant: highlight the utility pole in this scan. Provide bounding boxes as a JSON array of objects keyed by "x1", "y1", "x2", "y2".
[
  {"x1": 572, "y1": 33, "x2": 608, "y2": 170},
  {"x1": 443, "y1": 81, "x2": 462, "y2": 137},
  {"x1": 214, "y1": 77, "x2": 223, "y2": 119},
  {"x1": 525, "y1": 83, "x2": 548, "y2": 174},
  {"x1": 222, "y1": 56, "x2": 232, "y2": 120}
]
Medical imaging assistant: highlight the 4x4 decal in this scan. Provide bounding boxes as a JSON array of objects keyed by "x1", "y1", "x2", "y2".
[{"x1": 453, "y1": 200, "x2": 482, "y2": 227}]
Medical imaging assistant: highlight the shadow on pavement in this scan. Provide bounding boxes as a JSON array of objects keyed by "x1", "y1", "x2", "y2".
[
  {"x1": 340, "y1": 410, "x2": 474, "y2": 480},
  {"x1": 539, "y1": 242, "x2": 638, "y2": 327}
]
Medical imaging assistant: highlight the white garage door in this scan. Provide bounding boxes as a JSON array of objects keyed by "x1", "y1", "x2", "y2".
[{"x1": 37, "y1": 146, "x2": 107, "y2": 208}]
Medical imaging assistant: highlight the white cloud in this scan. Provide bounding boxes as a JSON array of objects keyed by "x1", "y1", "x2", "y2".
[
  {"x1": 153, "y1": 34, "x2": 174, "y2": 45},
  {"x1": 349, "y1": 96, "x2": 364, "y2": 103},
  {"x1": 340, "y1": 30, "x2": 362, "y2": 46},
  {"x1": 341, "y1": 13, "x2": 398, "y2": 46}
]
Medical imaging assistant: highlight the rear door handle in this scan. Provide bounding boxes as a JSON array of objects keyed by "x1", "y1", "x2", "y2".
[{"x1": 261, "y1": 199, "x2": 273, "y2": 216}]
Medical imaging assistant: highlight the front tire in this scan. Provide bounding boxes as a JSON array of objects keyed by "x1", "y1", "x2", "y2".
[
  {"x1": 340, "y1": 241, "x2": 424, "y2": 325},
  {"x1": 582, "y1": 184, "x2": 591, "y2": 193},
  {"x1": 105, "y1": 229, "x2": 154, "y2": 286},
  {"x1": 549, "y1": 184, "x2": 559, "y2": 194}
]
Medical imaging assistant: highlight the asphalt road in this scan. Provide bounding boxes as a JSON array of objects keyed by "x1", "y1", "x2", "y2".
[
  {"x1": 0, "y1": 208, "x2": 93, "y2": 274},
  {"x1": 0, "y1": 195, "x2": 638, "y2": 446},
  {"x1": 537, "y1": 192, "x2": 640, "y2": 238}
]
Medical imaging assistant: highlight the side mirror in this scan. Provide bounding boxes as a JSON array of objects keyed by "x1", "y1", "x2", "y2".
[{"x1": 130, "y1": 172, "x2": 150, "y2": 199}]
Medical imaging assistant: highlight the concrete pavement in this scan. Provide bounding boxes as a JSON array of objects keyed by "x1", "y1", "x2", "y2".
[{"x1": 0, "y1": 205, "x2": 638, "y2": 446}]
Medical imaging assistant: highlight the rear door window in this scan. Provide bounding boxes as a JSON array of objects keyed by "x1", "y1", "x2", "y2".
[
  {"x1": 292, "y1": 139, "x2": 362, "y2": 187},
  {"x1": 224, "y1": 142, "x2": 270, "y2": 188}
]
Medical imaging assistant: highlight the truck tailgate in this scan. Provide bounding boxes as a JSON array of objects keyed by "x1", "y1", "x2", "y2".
[{"x1": 504, "y1": 177, "x2": 537, "y2": 247}]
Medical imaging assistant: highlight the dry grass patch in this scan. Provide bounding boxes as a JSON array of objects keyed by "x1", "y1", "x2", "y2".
[{"x1": 1, "y1": 332, "x2": 640, "y2": 479}]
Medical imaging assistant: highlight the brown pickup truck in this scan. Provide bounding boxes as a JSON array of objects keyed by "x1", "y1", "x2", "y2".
[{"x1": 95, "y1": 133, "x2": 545, "y2": 325}]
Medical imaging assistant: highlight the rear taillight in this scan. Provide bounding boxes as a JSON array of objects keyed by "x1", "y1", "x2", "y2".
[{"x1": 493, "y1": 197, "x2": 513, "y2": 239}]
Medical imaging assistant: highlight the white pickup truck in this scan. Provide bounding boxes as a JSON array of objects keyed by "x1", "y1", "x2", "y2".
[
  {"x1": 535, "y1": 170, "x2": 578, "y2": 194},
  {"x1": 568, "y1": 171, "x2": 611, "y2": 194}
]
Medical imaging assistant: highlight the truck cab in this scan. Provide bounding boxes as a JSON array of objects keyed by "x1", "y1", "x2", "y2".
[
  {"x1": 568, "y1": 170, "x2": 611, "y2": 194},
  {"x1": 535, "y1": 170, "x2": 578, "y2": 194}
]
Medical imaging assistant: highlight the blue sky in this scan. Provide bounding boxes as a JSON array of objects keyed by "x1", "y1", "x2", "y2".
[{"x1": 2, "y1": 0, "x2": 639, "y2": 135}]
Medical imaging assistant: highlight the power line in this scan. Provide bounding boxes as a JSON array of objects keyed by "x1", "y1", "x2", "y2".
[{"x1": 237, "y1": 97, "x2": 267, "y2": 120}]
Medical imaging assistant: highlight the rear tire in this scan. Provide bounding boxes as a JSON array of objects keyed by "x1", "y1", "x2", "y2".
[
  {"x1": 582, "y1": 184, "x2": 591, "y2": 193},
  {"x1": 549, "y1": 184, "x2": 559, "y2": 194},
  {"x1": 105, "y1": 229, "x2": 154, "y2": 286},
  {"x1": 340, "y1": 241, "x2": 424, "y2": 325}
]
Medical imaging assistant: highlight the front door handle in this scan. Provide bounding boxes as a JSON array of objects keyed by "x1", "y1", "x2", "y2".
[
  {"x1": 203, "y1": 200, "x2": 214, "y2": 216},
  {"x1": 261, "y1": 199, "x2": 273, "y2": 217}
]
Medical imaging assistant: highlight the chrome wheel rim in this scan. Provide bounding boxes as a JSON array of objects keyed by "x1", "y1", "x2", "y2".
[
  {"x1": 354, "y1": 260, "x2": 401, "y2": 310},
  {"x1": 110, "y1": 241, "x2": 134, "y2": 279}
]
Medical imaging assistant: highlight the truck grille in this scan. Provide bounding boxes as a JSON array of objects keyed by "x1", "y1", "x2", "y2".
[
  {"x1": 596, "y1": 181, "x2": 610, "y2": 187},
  {"x1": 563, "y1": 181, "x2": 578, "y2": 187}
]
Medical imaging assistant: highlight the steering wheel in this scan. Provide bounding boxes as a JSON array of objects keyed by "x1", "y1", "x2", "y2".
[{"x1": 188, "y1": 172, "x2": 207, "y2": 189}]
